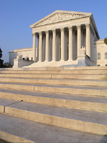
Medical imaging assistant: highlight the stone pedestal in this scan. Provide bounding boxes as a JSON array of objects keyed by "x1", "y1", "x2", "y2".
[
  {"x1": 13, "y1": 59, "x2": 33, "y2": 68},
  {"x1": 77, "y1": 48, "x2": 95, "y2": 66}
]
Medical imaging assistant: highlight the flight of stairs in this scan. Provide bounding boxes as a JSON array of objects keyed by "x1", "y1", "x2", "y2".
[{"x1": 0, "y1": 66, "x2": 107, "y2": 143}]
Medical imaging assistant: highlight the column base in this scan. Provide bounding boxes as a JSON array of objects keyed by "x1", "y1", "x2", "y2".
[
  {"x1": 51, "y1": 60, "x2": 56, "y2": 62},
  {"x1": 67, "y1": 59, "x2": 73, "y2": 62},
  {"x1": 38, "y1": 60, "x2": 43, "y2": 63},
  {"x1": 44, "y1": 60, "x2": 49, "y2": 62},
  {"x1": 60, "y1": 60, "x2": 65, "y2": 62}
]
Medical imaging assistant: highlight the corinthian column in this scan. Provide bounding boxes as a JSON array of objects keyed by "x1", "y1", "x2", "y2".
[
  {"x1": 39, "y1": 32, "x2": 42, "y2": 62},
  {"x1": 32, "y1": 33, "x2": 36, "y2": 62},
  {"x1": 86, "y1": 24, "x2": 91, "y2": 58},
  {"x1": 52, "y1": 29, "x2": 56, "y2": 61},
  {"x1": 45, "y1": 31, "x2": 49, "y2": 61},
  {"x1": 77, "y1": 25, "x2": 81, "y2": 57},
  {"x1": 61, "y1": 28, "x2": 65, "y2": 61},
  {"x1": 68, "y1": 27, "x2": 73, "y2": 60}
]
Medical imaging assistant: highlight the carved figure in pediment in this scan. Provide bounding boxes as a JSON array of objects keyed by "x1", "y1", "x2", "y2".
[{"x1": 36, "y1": 13, "x2": 84, "y2": 26}]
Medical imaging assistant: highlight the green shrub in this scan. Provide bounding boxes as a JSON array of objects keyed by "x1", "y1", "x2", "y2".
[
  {"x1": 104, "y1": 38, "x2": 107, "y2": 45},
  {"x1": 0, "y1": 48, "x2": 2, "y2": 59}
]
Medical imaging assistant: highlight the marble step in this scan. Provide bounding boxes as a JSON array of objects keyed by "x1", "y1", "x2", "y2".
[
  {"x1": 0, "y1": 66, "x2": 107, "y2": 71},
  {"x1": 0, "y1": 77, "x2": 107, "y2": 87},
  {"x1": 0, "y1": 114, "x2": 107, "y2": 143},
  {"x1": 0, "y1": 69, "x2": 107, "y2": 74},
  {"x1": 0, "y1": 98, "x2": 20, "y2": 113},
  {"x1": 0, "y1": 88, "x2": 107, "y2": 112},
  {"x1": 0, "y1": 73, "x2": 51, "y2": 79},
  {"x1": 0, "y1": 73, "x2": 106, "y2": 80},
  {"x1": 0, "y1": 98, "x2": 107, "y2": 135},
  {"x1": 0, "y1": 82, "x2": 107, "y2": 97}
]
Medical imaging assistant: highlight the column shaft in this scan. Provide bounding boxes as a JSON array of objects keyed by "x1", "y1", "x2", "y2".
[
  {"x1": 91, "y1": 31, "x2": 94, "y2": 61},
  {"x1": 86, "y1": 24, "x2": 91, "y2": 57},
  {"x1": 49, "y1": 33, "x2": 52, "y2": 61},
  {"x1": 39, "y1": 32, "x2": 42, "y2": 62},
  {"x1": 33, "y1": 33, "x2": 36, "y2": 62},
  {"x1": 61, "y1": 28, "x2": 65, "y2": 61},
  {"x1": 77, "y1": 25, "x2": 81, "y2": 57},
  {"x1": 52, "y1": 29, "x2": 56, "y2": 61},
  {"x1": 37, "y1": 35, "x2": 39, "y2": 61},
  {"x1": 45, "y1": 31, "x2": 49, "y2": 61},
  {"x1": 69, "y1": 27, "x2": 73, "y2": 60}
]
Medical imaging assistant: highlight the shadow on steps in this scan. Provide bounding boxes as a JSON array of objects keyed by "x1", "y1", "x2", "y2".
[{"x1": 100, "y1": 135, "x2": 107, "y2": 143}]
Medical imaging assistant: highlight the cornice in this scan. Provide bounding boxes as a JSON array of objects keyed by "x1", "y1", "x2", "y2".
[
  {"x1": 9, "y1": 47, "x2": 33, "y2": 53},
  {"x1": 95, "y1": 39, "x2": 105, "y2": 45}
]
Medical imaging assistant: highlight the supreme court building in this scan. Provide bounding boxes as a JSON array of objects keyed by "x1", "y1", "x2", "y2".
[{"x1": 9, "y1": 10, "x2": 102, "y2": 68}]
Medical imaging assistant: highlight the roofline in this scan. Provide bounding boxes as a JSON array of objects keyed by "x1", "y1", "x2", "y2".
[
  {"x1": 90, "y1": 14, "x2": 100, "y2": 39},
  {"x1": 9, "y1": 47, "x2": 33, "y2": 53},
  {"x1": 95, "y1": 39, "x2": 105, "y2": 45}
]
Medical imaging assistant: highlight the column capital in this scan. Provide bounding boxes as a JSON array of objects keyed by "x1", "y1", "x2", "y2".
[
  {"x1": 86, "y1": 23, "x2": 90, "y2": 28},
  {"x1": 77, "y1": 25, "x2": 81, "y2": 29},
  {"x1": 45, "y1": 30, "x2": 49, "y2": 34},
  {"x1": 52, "y1": 29, "x2": 56, "y2": 32},
  {"x1": 32, "y1": 33, "x2": 36, "y2": 36},
  {"x1": 68, "y1": 26, "x2": 73, "y2": 29},
  {"x1": 60, "y1": 27, "x2": 64, "y2": 31},
  {"x1": 39, "y1": 31, "x2": 42, "y2": 35}
]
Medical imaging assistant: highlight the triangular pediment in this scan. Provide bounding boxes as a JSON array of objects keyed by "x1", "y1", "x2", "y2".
[{"x1": 30, "y1": 10, "x2": 91, "y2": 28}]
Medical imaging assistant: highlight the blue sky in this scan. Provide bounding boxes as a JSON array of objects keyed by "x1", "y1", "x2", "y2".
[{"x1": 0, "y1": 0, "x2": 107, "y2": 62}]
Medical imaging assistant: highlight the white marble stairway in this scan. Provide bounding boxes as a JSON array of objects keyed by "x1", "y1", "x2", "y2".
[{"x1": 0, "y1": 66, "x2": 107, "y2": 143}]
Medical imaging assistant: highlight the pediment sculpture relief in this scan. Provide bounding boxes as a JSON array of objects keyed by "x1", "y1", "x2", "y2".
[{"x1": 36, "y1": 13, "x2": 84, "y2": 26}]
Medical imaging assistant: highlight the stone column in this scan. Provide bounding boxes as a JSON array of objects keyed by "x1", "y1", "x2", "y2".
[
  {"x1": 91, "y1": 31, "x2": 94, "y2": 62},
  {"x1": 39, "y1": 32, "x2": 42, "y2": 62},
  {"x1": 52, "y1": 29, "x2": 56, "y2": 61},
  {"x1": 45, "y1": 31, "x2": 49, "y2": 61},
  {"x1": 86, "y1": 24, "x2": 91, "y2": 58},
  {"x1": 37, "y1": 35, "x2": 39, "y2": 61},
  {"x1": 32, "y1": 33, "x2": 36, "y2": 62},
  {"x1": 77, "y1": 25, "x2": 81, "y2": 57},
  {"x1": 61, "y1": 28, "x2": 65, "y2": 61},
  {"x1": 42, "y1": 35, "x2": 45, "y2": 62},
  {"x1": 49, "y1": 33, "x2": 52, "y2": 61},
  {"x1": 68, "y1": 27, "x2": 73, "y2": 60}
]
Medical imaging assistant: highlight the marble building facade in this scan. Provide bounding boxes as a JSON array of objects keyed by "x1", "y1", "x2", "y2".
[
  {"x1": 96, "y1": 39, "x2": 107, "y2": 66},
  {"x1": 9, "y1": 10, "x2": 101, "y2": 67}
]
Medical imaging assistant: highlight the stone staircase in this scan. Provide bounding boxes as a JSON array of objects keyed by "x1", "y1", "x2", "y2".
[{"x1": 0, "y1": 66, "x2": 107, "y2": 143}]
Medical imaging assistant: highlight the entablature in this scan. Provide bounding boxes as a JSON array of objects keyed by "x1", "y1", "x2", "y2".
[{"x1": 32, "y1": 17, "x2": 90, "y2": 34}]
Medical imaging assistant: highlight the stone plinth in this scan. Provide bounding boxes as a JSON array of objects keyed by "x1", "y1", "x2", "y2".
[{"x1": 13, "y1": 59, "x2": 33, "y2": 68}]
